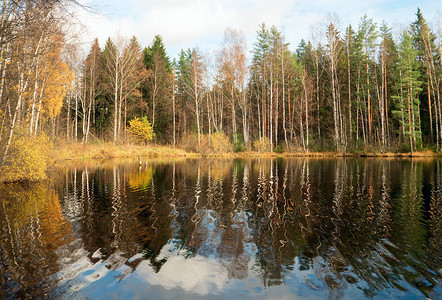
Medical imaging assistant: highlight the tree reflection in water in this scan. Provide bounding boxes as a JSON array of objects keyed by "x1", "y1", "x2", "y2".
[{"x1": 0, "y1": 158, "x2": 441, "y2": 299}]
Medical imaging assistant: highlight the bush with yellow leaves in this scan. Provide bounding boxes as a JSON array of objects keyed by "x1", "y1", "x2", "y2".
[
  {"x1": 253, "y1": 137, "x2": 272, "y2": 153},
  {"x1": 127, "y1": 116, "x2": 155, "y2": 145},
  {"x1": 1, "y1": 132, "x2": 53, "y2": 182},
  {"x1": 181, "y1": 132, "x2": 233, "y2": 154},
  {"x1": 207, "y1": 132, "x2": 233, "y2": 153}
]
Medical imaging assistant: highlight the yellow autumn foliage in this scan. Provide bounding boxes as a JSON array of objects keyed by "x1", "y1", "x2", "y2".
[
  {"x1": 181, "y1": 132, "x2": 233, "y2": 154},
  {"x1": 42, "y1": 50, "x2": 73, "y2": 120},
  {"x1": 253, "y1": 137, "x2": 272, "y2": 153},
  {"x1": 1, "y1": 131, "x2": 53, "y2": 182},
  {"x1": 0, "y1": 181, "x2": 62, "y2": 230},
  {"x1": 128, "y1": 166, "x2": 153, "y2": 190},
  {"x1": 0, "y1": 108, "x2": 5, "y2": 138},
  {"x1": 127, "y1": 116, "x2": 155, "y2": 145},
  {"x1": 207, "y1": 132, "x2": 233, "y2": 153}
]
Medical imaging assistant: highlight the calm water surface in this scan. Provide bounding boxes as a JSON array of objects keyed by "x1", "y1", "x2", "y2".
[{"x1": 0, "y1": 158, "x2": 441, "y2": 299}]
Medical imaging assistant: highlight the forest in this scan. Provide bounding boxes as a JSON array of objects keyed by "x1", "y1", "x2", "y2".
[{"x1": 1, "y1": 0, "x2": 442, "y2": 180}]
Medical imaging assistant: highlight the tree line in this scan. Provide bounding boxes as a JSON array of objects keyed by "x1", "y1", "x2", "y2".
[{"x1": 1, "y1": 2, "x2": 441, "y2": 156}]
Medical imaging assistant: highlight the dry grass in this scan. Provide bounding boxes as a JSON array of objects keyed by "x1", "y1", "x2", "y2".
[
  {"x1": 55, "y1": 141, "x2": 200, "y2": 161},
  {"x1": 180, "y1": 132, "x2": 233, "y2": 154},
  {"x1": 54, "y1": 140, "x2": 442, "y2": 162},
  {"x1": 353, "y1": 150, "x2": 441, "y2": 157},
  {"x1": 204, "y1": 150, "x2": 442, "y2": 158},
  {"x1": 51, "y1": 156, "x2": 191, "y2": 172}
]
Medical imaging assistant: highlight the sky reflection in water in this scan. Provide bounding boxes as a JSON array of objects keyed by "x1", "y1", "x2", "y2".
[{"x1": 0, "y1": 158, "x2": 441, "y2": 299}]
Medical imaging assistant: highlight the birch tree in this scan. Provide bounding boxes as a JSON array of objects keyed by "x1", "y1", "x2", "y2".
[{"x1": 325, "y1": 22, "x2": 344, "y2": 150}]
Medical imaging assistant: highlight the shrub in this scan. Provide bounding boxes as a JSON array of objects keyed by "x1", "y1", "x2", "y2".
[
  {"x1": 253, "y1": 138, "x2": 272, "y2": 153},
  {"x1": 397, "y1": 142, "x2": 411, "y2": 153},
  {"x1": 1, "y1": 132, "x2": 53, "y2": 182},
  {"x1": 180, "y1": 133, "x2": 199, "y2": 152},
  {"x1": 180, "y1": 132, "x2": 233, "y2": 154},
  {"x1": 127, "y1": 116, "x2": 155, "y2": 145},
  {"x1": 274, "y1": 144, "x2": 284, "y2": 153},
  {"x1": 233, "y1": 134, "x2": 246, "y2": 152},
  {"x1": 209, "y1": 132, "x2": 233, "y2": 153}
]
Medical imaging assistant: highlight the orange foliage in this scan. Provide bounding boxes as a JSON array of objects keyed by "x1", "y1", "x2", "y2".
[{"x1": 42, "y1": 44, "x2": 73, "y2": 120}]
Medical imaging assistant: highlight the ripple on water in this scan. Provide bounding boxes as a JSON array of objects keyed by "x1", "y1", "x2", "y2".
[{"x1": 0, "y1": 158, "x2": 441, "y2": 299}]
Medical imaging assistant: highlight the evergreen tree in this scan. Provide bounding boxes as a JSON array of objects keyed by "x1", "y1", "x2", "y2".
[
  {"x1": 144, "y1": 35, "x2": 171, "y2": 71},
  {"x1": 411, "y1": 8, "x2": 440, "y2": 147},
  {"x1": 358, "y1": 15, "x2": 378, "y2": 143},
  {"x1": 175, "y1": 49, "x2": 192, "y2": 137},
  {"x1": 142, "y1": 35, "x2": 172, "y2": 140},
  {"x1": 392, "y1": 31, "x2": 423, "y2": 153},
  {"x1": 379, "y1": 21, "x2": 398, "y2": 149},
  {"x1": 251, "y1": 23, "x2": 271, "y2": 143}
]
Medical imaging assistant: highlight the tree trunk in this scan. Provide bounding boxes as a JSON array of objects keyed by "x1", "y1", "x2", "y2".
[
  {"x1": 347, "y1": 37, "x2": 352, "y2": 147},
  {"x1": 282, "y1": 51, "x2": 288, "y2": 148},
  {"x1": 173, "y1": 76, "x2": 176, "y2": 148},
  {"x1": 113, "y1": 57, "x2": 119, "y2": 143}
]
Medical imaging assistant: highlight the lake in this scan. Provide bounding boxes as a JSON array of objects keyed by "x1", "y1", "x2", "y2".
[{"x1": 0, "y1": 158, "x2": 441, "y2": 299}]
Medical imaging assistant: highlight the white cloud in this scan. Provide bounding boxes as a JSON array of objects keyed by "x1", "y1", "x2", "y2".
[
  {"x1": 135, "y1": 255, "x2": 228, "y2": 294},
  {"x1": 72, "y1": 0, "x2": 441, "y2": 58}
]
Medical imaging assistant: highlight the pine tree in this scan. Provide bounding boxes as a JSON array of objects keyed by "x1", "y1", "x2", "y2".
[
  {"x1": 251, "y1": 23, "x2": 271, "y2": 143},
  {"x1": 175, "y1": 49, "x2": 192, "y2": 137},
  {"x1": 143, "y1": 35, "x2": 172, "y2": 140},
  {"x1": 411, "y1": 8, "x2": 440, "y2": 149},
  {"x1": 358, "y1": 15, "x2": 378, "y2": 143},
  {"x1": 379, "y1": 21, "x2": 398, "y2": 149},
  {"x1": 392, "y1": 31, "x2": 423, "y2": 153}
]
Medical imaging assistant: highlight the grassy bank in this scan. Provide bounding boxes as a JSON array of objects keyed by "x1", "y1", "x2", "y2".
[
  {"x1": 55, "y1": 141, "x2": 200, "y2": 161},
  {"x1": 2, "y1": 140, "x2": 441, "y2": 183},
  {"x1": 203, "y1": 150, "x2": 442, "y2": 158},
  {"x1": 55, "y1": 142, "x2": 442, "y2": 160}
]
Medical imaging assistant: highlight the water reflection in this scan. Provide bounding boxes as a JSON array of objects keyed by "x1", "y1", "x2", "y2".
[{"x1": 0, "y1": 158, "x2": 441, "y2": 299}]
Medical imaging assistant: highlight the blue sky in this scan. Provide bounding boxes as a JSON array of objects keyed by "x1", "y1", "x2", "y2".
[{"x1": 75, "y1": 0, "x2": 441, "y2": 60}]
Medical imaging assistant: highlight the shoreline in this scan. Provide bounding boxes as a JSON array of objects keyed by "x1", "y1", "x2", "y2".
[
  {"x1": 3, "y1": 143, "x2": 441, "y2": 183},
  {"x1": 54, "y1": 142, "x2": 442, "y2": 161}
]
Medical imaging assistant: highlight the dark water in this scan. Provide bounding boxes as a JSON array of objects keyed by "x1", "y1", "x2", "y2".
[{"x1": 0, "y1": 158, "x2": 441, "y2": 299}]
